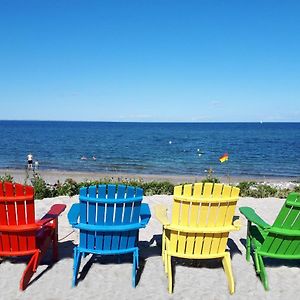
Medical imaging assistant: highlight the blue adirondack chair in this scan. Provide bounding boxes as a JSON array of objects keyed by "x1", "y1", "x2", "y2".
[{"x1": 68, "y1": 184, "x2": 151, "y2": 287}]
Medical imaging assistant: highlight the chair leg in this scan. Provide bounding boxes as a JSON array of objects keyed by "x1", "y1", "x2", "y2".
[
  {"x1": 132, "y1": 250, "x2": 138, "y2": 288},
  {"x1": 136, "y1": 249, "x2": 139, "y2": 269},
  {"x1": 162, "y1": 229, "x2": 165, "y2": 263},
  {"x1": 167, "y1": 254, "x2": 173, "y2": 293},
  {"x1": 72, "y1": 248, "x2": 82, "y2": 287},
  {"x1": 52, "y1": 219, "x2": 59, "y2": 262},
  {"x1": 164, "y1": 251, "x2": 168, "y2": 274},
  {"x1": 254, "y1": 250, "x2": 261, "y2": 274},
  {"x1": 222, "y1": 252, "x2": 235, "y2": 294},
  {"x1": 246, "y1": 235, "x2": 251, "y2": 262},
  {"x1": 19, "y1": 251, "x2": 40, "y2": 290},
  {"x1": 245, "y1": 221, "x2": 251, "y2": 262},
  {"x1": 258, "y1": 255, "x2": 269, "y2": 291}
]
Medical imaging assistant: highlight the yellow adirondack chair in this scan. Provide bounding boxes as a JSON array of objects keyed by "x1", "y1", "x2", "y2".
[{"x1": 155, "y1": 182, "x2": 241, "y2": 294}]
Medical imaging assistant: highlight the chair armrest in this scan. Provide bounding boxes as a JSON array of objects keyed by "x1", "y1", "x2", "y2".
[
  {"x1": 154, "y1": 204, "x2": 170, "y2": 226},
  {"x1": 140, "y1": 203, "x2": 151, "y2": 227},
  {"x1": 36, "y1": 204, "x2": 66, "y2": 226},
  {"x1": 239, "y1": 207, "x2": 270, "y2": 230},
  {"x1": 68, "y1": 203, "x2": 80, "y2": 226}
]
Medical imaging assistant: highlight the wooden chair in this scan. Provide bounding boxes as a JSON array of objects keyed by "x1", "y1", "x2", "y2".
[
  {"x1": 240, "y1": 192, "x2": 300, "y2": 290},
  {"x1": 0, "y1": 181, "x2": 66, "y2": 290},
  {"x1": 155, "y1": 182, "x2": 240, "y2": 294},
  {"x1": 68, "y1": 184, "x2": 151, "y2": 287}
]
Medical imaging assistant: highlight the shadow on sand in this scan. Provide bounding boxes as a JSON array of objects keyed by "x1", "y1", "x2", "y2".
[{"x1": 2, "y1": 234, "x2": 247, "y2": 289}]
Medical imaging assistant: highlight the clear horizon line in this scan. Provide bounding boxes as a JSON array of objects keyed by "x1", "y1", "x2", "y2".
[{"x1": 0, "y1": 119, "x2": 299, "y2": 123}]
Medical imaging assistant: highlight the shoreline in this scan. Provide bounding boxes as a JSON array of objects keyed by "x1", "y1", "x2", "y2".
[{"x1": 1, "y1": 168, "x2": 299, "y2": 185}]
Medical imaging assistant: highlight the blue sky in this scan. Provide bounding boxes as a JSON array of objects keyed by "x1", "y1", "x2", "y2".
[{"x1": 0, "y1": 1, "x2": 299, "y2": 122}]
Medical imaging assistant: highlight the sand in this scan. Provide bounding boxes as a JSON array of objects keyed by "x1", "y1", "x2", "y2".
[
  {"x1": 1, "y1": 168, "x2": 299, "y2": 186},
  {"x1": 0, "y1": 194, "x2": 299, "y2": 300}
]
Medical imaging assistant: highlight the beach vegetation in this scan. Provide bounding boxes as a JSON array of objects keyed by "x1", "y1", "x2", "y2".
[
  {"x1": 203, "y1": 167, "x2": 219, "y2": 182},
  {"x1": 201, "y1": 176, "x2": 220, "y2": 184},
  {"x1": 0, "y1": 173, "x2": 14, "y2": 183},
  {"x1": 294, "y1": 185, "x2": 300, "y2": 193},
  {"x1": 141, "y1": 181, "x2": 174, "y2": 195},
  {"x1": 275, "y1": 188, "x2": 291, "y2": 199},
  {"x1": 0, "y1": 172, "x2": 299, "y2": 199},
  {"x1": 28, "y1": 176, "x2": 175, "y2": 198},
  {"x1": 54, "y1": 178, "x2": 79, "y2": 196},
  {"x1": 237, "y1": 181, "x2": 275, "y2": 198},
  {"x1": 237, "y1": 181, "x2": 292, "y2": 199},
  {"x1": 31, "y1": 173, "x2": 55, "y2": 199},
  {"x1": 77, "y1": 179, "x2": 174, "y2": 196}
]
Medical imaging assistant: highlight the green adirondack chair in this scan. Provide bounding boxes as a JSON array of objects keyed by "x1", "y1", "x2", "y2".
[{"x1": 239, "y1": 192, "x2": 300, "y2": 290}]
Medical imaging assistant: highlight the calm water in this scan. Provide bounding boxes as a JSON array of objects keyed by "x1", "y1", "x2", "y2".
[{"x1": 0, "y1": 121, "x2": 299, "y2": 178}]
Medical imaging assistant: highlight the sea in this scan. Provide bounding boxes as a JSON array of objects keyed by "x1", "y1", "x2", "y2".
[{"x1": 0, "y1": 121, "x2": 299, "y2": 178}]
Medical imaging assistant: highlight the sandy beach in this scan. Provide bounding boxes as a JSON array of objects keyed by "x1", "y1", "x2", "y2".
[
  {"x1": 0, "y1": 192, "x2": 299, "y2": 300},
  {"x1": 1, "y1": 168, "x2": 299, "y2": 186}
]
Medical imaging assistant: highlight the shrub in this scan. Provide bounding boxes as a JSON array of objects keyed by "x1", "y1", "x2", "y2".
[
  {"x1": 142, "y1": 181, "x2": 174, "y2": 196},
  {"x1": 294, "y1": 185, "x2": 300, "y2": 193},
  {"x1": 55, "y1": 178, "x2": 79, "y2": 196},
  {"x1": 1, "y1": 172, "x2": 299, "y2": 199},
  {"x1": 236, "y1": 181, "x2": 295, "y2": 198},
  {"x1": 0, "y1": 173, "x2": 14, "y2": 183},
  {"x1": 255, "y1": 184, "x2": 277, "y2": 198},
  {"x1": 31, "y1": 173, "x2": 55, "y2": 199},
  {"x1": 201, "y1": 177, "x2": 220, "y2": 184},
  {"x1": 275, "y1": 188, "x2": 291, "y2": 199},
  {"x1": 74, "y1": 178, "x2": 174, "y2": 196},
  {"x1": 236, "y1": 181, "x2": 257, "y2": 197}
]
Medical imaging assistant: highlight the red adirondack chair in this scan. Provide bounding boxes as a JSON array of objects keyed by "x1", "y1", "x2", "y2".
[{"x1": 0, "y1": 181, "x2": 66, "y2": 290}]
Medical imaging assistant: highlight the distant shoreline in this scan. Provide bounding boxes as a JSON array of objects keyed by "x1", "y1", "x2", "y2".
[{"x1": 1, "y1": 168, "x2": 299, "y2": 185}]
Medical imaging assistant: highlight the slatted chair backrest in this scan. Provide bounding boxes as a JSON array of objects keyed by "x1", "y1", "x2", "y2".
[
  {"x1": 260, "y1": 192, "x2": 300, "y2": 258},
  {"x1": 78, "y1": 184, "x2": 143, "y2": 252},
  {"x1": 0, "y1": 182, "x2": 37, "y2": 254},
  {"x1": 168, "y1": 183, "x2": 240, "y2": 257}
]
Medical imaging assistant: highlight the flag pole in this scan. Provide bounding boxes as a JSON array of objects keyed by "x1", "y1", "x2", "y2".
[
  {"x1": 219, "y1": 153, "x2": 230, "y2": 184},
  {"x1": 227, "y1": 162, "x2": 231, "y2": 185}
]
